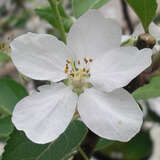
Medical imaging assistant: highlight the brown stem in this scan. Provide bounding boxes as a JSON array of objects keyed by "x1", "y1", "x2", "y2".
[
  {"x1": 120, "y1": 0, "x2": 134, "y2": 34},
  {"x1": 73, "y1": 130, "x2": 99, "y2": 160}
]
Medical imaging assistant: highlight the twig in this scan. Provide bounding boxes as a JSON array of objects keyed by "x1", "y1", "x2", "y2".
[
  {"x1": 73, "y1": 130, "x2": 99, "y2": 160},
  {"x1": 120, "y1": 0, "x2": 134, "y2": 34},
  {"x1": 78, "y1": 147, "x2": 89, "y2": 160},
  {"x1": 48, "y1": 0, "x2": 67, "y2": 44}
]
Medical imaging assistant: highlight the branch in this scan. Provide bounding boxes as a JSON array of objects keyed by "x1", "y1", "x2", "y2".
[
  {"x1": 73, "y1": 130, "x2": 99, "y2": 160},
  {"x1": 120, "y1": 0, "x2": 134, "y2": 34}
]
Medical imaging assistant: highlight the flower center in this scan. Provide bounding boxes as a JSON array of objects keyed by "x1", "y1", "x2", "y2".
[{"x1": 63, "y1": 57, "x2": 93, "y2": 95}]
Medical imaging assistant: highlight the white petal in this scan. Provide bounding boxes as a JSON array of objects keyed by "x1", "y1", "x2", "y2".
[
  {"x1": 67, "y1": 10, "x2": 121, "y2": 60},
  {"x1": 78, "y1": 87, "x2": 143, "y2": 142},
  {"x1": 138, "y1": 100, "x2": 148, "y2": 117},
  {"x1": 149, "y1": 23, "x2": 160, "y2": 41},
  {"x1": 11, "y1": 32, "x2": 74, "y2": 82},
  {"x1": 153, "y1": 44, "x2": 160, "y2": 55},
  {"x1": 121, "y1": 35, "x2": 131, "y2": 43},
  {"x1": 148, "y1": 97, "x2": 160, "y2": 116},
  {"x1": 12, "y1": 83, "x2": 78, "y2": 144},
  {"x1": 132, "y1": 23, "x2": 144, "y2": 38},
  {"x1": 90, "y1": 47, "x2": 152, "y2": 92}
]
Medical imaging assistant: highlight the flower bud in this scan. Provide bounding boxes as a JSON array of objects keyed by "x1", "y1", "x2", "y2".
[{"x1": 135, "y1": 33, "x2": 156, "y2": 50}]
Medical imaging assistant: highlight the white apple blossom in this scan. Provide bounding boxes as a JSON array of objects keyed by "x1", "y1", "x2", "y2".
[{"x1": 11, "y1": 10, "x2": 152, "y2": 144}]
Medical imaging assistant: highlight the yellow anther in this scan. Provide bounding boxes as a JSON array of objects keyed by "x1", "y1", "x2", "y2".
[
  {"x1": 64, "y1": 68, "x2": 68, "y2": 73},
  {"x1": 66, "y1": 64, "x2": 69, "y2": 69},
  {"x1": 86, "y1": 68, "x2": 90, "y2": 73},
  {"x1": 89, "y1": 58, "x2": 93, "y2": 63},
  {"x1": 79, "y1": 68, "x2": 83, "y2": 72},
  {"x1": 76, "y1": 72, "x2": 79, "y2": 76},
  {"x1": 70, "y1": 73, "x2": 74, "y2": 78},
  {"x1": 66, "y1": 59, "x2": 71, "y2": 64}
]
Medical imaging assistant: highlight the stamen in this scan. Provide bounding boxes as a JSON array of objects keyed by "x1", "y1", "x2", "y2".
[
  {"x1": 66, "y1": 59, "x2": 71, "y2": 64},
  {"x1": 83, "y1": 68, "x2": 86, "y2": 72},
  {"x1": 70, "y1": 73, "x2": 74, "y2": 78},
  {"x1": 76, "y1": 72, "x2": 79, "y2": 77},
  {"x1": 64, "y1": 68, "x2": 68, "y2": 73},
  {"x1": 86, "y1": 68, "x2": 90, "y2": 73},
  {"x1": 78, "y1": 60, "x2": 80, "y2": 65},
  {"x1": 66, "y1": 64, "x2": 69, "y2": 69},
  {"x1": 84, "y1": 58, "x2": 88, "y2": 64},
  {"x1": 89, "y1": 58, "x2": 93, "y2": 63}
]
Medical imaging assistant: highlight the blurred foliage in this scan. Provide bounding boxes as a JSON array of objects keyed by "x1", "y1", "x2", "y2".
[
  {"x1": 35, "y1": 3, "x2": 73, "y2": 33},
  {"x1": 0, "y1": 78, "x2": 28, "y2": 116},
  {"x1": 100, "y1": 131, "x2": 152, "y2": 160},
  {"x1": 133, "y1": 76, "x2": 160, "y2": 100},
  {"x1": 2, "y1": 120, "x2": 88, "y2": 160},
  {"x1": 0, "y1": 117, "x2": 13, "y2": 140},
  {"x1": 125, "y1": 0, "x2": 157, "y2": 32},
  {"x1": 0, "y1": 52, "x2": 11, "y2": 63},
  {"x1": 96, "y1": 138, "x2": 115, "y2": 151},
  {"x1": 72, "y1": 0, "x2": 110, "y2": 18}
]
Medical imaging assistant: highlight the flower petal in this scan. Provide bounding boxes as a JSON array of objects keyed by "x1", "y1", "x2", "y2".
[
  {"x1": 12, "y1": 83, "x2": 78, "y2": 144},
  {"x1": 67, "y1": 10, "x2": 121, "y2": 60},
  {"x1": 78, "y1": 87, "x2": 143, "y2": 142},
  {"x1": 11, "y1": 32, "x2": 74, "y2": 82},
  {"x1": 132, "y1": 23, "x2": 144, "y2": 38},
  {"x1": 90, "y1": 47, "x2": 152, "y2": 92},
  {"x1": 121, "y1": 35, "x2": 131, "y2": 43},
  {"x1": 149, "y1": 23, "x2": 160, "y2": 41},
  {"x1": 148, "y1": 97, "x2": 160, "y2": 116}
]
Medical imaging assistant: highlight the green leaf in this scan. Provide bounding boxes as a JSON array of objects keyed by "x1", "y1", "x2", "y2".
[
  {"x1": 35, "y1": 6, "x2": 58, "y2": 29},
  {"x1": 0, "y1": 52, "x2": 11, "y2": 63},
  {"x1": 2, "y1": 120, "x2": 88, "y2": 160},
  {"x1": 133, "y1": 76, "x2": 160, "y2": 100},
  {"x1": 72, "y1": 0, "x2": 110, "y2": 18},
  {"x1": 35, "y1": 3, "x2": 73, "y2": 32},
  {"x1": 96, "y1": 138, "x2": 114, "y2": 151},
  {"x1": 125, "y1": 0, "x2": 157, "y2": 32},
  {"x1": 101, "y1": 131, "x2": 152, "y2": 160},
  {"x1": 14, "y1": 11, "x2": 30, "y2": 28},
  {"x1": 93, "y1": 0, "x2": 110, "y2": 9},
  {"x1": 0, "y1": 116, "x2": 13, "y2": 139},
  {"x1": 0, "y1": 78, "x2": 28, "y2": 116}
]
